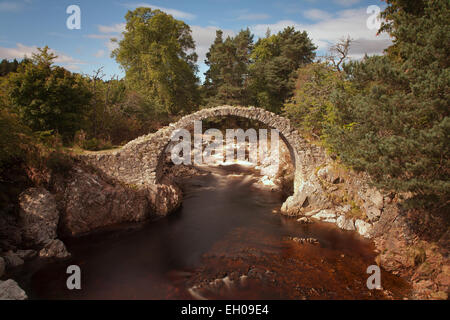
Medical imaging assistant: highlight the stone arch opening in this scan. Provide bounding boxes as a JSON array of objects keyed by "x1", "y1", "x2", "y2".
[
  {"x1": 154, "y1": 106, "x2": 302, "y2": 189},
  {"x1": 158, "y1": 114, "x2": 297, "y2": 197}
]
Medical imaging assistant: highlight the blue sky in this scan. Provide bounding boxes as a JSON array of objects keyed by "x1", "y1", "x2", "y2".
[{"x1": 0, "y1": 0, "x2": 390, "y2": 81}]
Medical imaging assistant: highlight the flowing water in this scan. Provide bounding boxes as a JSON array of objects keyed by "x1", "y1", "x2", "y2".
[{"x1": 27, "y1": 164, "x2": 409, "y2": 299}]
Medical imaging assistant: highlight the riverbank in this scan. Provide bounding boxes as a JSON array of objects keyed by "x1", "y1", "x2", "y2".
[{"x1": 0, "y1": 138, "x2": 447, "y2": 300}]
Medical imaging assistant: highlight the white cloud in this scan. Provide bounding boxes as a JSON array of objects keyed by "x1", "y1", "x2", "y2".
[
  {"x1": 251, "y1": 8, "x2": 391, "y2": 58},
  {"x1": 122, "y1": 3, "x2": 196, "y2": 20},
  {"x1": 190, "y1": 26, "x2": 235, "y2": 64},
  {"x1": 85, "y1": 34, "x2": 113, "y2": 39},
  {"x1": 64, "y1": 64, "x2": 82, "y2": 72},
  {"x1": 94, "y1": 49, "x2": 105, "y2": 58},
  {"x1": 237, "y1": 13, "x2": 270, "y2": 21},
  {"x1": 0, "y1": 1, "x2": 22, "y2": 12},
  {"x1": 303, "y1": 9, "x2": 332, "y2": 21},
  {"x1": 0, "y1": 43, "x2": 85, "y2": 66},
  {"x1": 89, "y1": 23, "x2": 235, "y2": 60},
  {"x1": 85, "y1": 24, "x2": 125, "y2": 53},
  {"x1": 333, "y1": 0, "x2": 361, "y2": 6},
  {"x1": 98, "y1": 23, "x2": 126, "y2": 34}
]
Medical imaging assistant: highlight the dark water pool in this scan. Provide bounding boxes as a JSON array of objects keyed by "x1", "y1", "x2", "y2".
[{"x1": 26, "y1": 165, "x2": 409, "y2": 299}]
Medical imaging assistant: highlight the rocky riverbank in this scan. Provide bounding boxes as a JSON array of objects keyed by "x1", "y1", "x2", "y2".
[
  {"x1": 277, "y1": 146, "x2": 449, "y2": 300},
  {"x1": 0, "y1": 136, "x2": 447, "y2": 300}
]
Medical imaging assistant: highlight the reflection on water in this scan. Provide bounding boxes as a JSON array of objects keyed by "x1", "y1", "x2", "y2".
[{"x1": 28, "y1": 165, "x2": 409, "y2": 299}]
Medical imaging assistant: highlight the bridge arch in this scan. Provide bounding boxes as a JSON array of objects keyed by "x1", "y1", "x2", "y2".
[{"x1": 81, "y1": 106, "x2": 326, "y2": 215}]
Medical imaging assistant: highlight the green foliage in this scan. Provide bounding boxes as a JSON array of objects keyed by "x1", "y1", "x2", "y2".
[
  {"x1": 285, "y1": 0, "x2": 449, "y2": 209},
  {"x1": 5, "y1": 46, "x2": 92, "y2": 142},
  {"x1": 283, "y1": 63, "x2": 346, "y2": 138},
  {"x1": 0, "y1": 109, "x2": 33, "y2": 172},
  {"x1": 203, "y1": 29, "x2": 254, "y2": 106},
  {"x1": 203, "y1": 26, "x2": 316, "y2": 112},
  {"x1": 249, "y1": 27, "x2": 317, "y2": 113},
  {"x1": 112, "y1": 7, "x2": 200, "y2": 115},
  {"x1": 0, "y1": 59, "x2": 20, "y2": 77}
]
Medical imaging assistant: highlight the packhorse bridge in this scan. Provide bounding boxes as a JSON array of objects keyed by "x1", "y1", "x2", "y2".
[{"x1": 81, "y1": 105, "x2": 327, "y2": 216}]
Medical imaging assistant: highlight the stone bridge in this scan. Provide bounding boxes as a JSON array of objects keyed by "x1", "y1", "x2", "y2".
[{"x1": 81, "y1": 105, "x2": 327, "y2": 216}]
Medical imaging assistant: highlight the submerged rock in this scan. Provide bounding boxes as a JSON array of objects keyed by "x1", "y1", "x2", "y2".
[{"x1": 290, "y1": 237, "x2": 320, "y2": 245}]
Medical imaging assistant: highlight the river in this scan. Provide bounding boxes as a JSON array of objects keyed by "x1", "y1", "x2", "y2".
[{"x1": 26, "y1": 163, "x2": 409, "y2": 299}]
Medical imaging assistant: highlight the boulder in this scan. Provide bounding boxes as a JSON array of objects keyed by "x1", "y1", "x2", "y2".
[
  {"x1": 281, "y1": 195, "x2": 301, "y2": 215},
  {"x1": 365, "y1": 206, "x2": 382, "y2": 222},
  {"x1": 150, "y1": 183, "x2": 183, "y2": 217},
  {"x1": 0, "y1": 279, "x2": 27, "y2": 300},
  {"x1": 297, "y1": 217, "x2": 312, "y2": 224},
  {"x1": 369, "y1": 189, "x2": 384, "y2": 209},
  {"x1": 61, "y1": 166, "x2": 151, "y2": 235},
  {"x1": 282, "y1": 175, "x2": 329, "y2": 215},
  {"x1": 19, "y1": 187, "x2": 59, "y2": 245},
  {"x1": 336, "y1": 215, "x2": 356, "y2": 231},
  {"x1": 317, "y1": 165, "x2": 340, "y2": 184},
  {"x1": 39, "y1": 239, "x2": 71, "y2": 259},
  {"x1": 312, "y1": 209, "x2": 336, "y2": 221},
  {"x1": 355, "y1": 219, "x2": 373, "y2": 238},
  {"x1": 3, "y1": 251, "x2": 24, "y2": 269},
  {"x1": 361, "y1": 188, "x2": 384, "y2": 222}
]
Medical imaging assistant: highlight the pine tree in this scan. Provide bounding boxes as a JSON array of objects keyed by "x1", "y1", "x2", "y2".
[
  {"x1": 5, "y1": 47, "x2": 92, "y2": 142},
  {"x1": 325, "y1": 0, "x2": 450, "y2": 208},
  {"x1": 204, "y1": 29, "x2": 254, "y2": 107},
  {"x1": 249, "y1": 27, "x2": 316, "y2": 113}
]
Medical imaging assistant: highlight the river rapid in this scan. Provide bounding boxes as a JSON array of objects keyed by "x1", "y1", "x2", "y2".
[{"x1": 26, "y1": 163, "x2": 409, "y2": 299}]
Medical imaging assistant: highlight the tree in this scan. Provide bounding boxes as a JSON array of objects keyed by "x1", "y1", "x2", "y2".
[
  {"x1": 203, "y1": 29, "x2": 254, "y2": 107},
  {"x1": 327, "y1": 36, "x2": 352, "y2": 72},
  {"x1": 112, "y1": 7, "x2": 200, "y2": 115},
  {"x1": 283, "y1": 62, "x2": 346, "y2": 139},
  {"x1": 0, "y1": 59, "x2": 19, "y2": 77},
  {"x1": 324, "y1": 0, "x2": 449, "y2": 208},
  {"x1": 5, "y1": 46, "x2": 92, "y2": 142},
  {"x1": 249, "y1": 27, "x2": 316, "y2": 113}
]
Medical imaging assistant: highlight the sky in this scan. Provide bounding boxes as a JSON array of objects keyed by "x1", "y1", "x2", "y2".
[{"x1": 0, "y1": 0, "x2": 390, "y2": 81}]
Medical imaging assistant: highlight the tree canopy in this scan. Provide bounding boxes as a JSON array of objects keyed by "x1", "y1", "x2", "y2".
[
  {"x1": 5, "y1": 46, "x2": 92, "y2": 142},
  {"x1": 203, "y1": 29, "x2": 254, "y2": 107},
  {"x1": 284, "y1": 0, "x2": 449, "y2": 209},
  {"x1": 112, "y1": 7, "x2": 200, "y2": 115},
  {"x1": 249, "y1": 27, "x2": 316, "y2": 112}
]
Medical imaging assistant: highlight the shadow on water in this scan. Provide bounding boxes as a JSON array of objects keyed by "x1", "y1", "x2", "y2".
[{"x1": 26, "y1": 164, "x2": 410, "y2": 300}]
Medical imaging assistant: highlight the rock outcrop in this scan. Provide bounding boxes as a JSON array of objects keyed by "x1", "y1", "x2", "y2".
[
  {"x1": 0, "y1": 279, "x2": 27, "y2": 300},
  {"x1": 39, "y1": 239, "x2": 70, "y2": 259},
  {"x1": 18, "y1": 187, "x2": 59, "y2": 246},
  {"x1": 60, "y1": 165, "x2": 152, "y2": 236}
]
